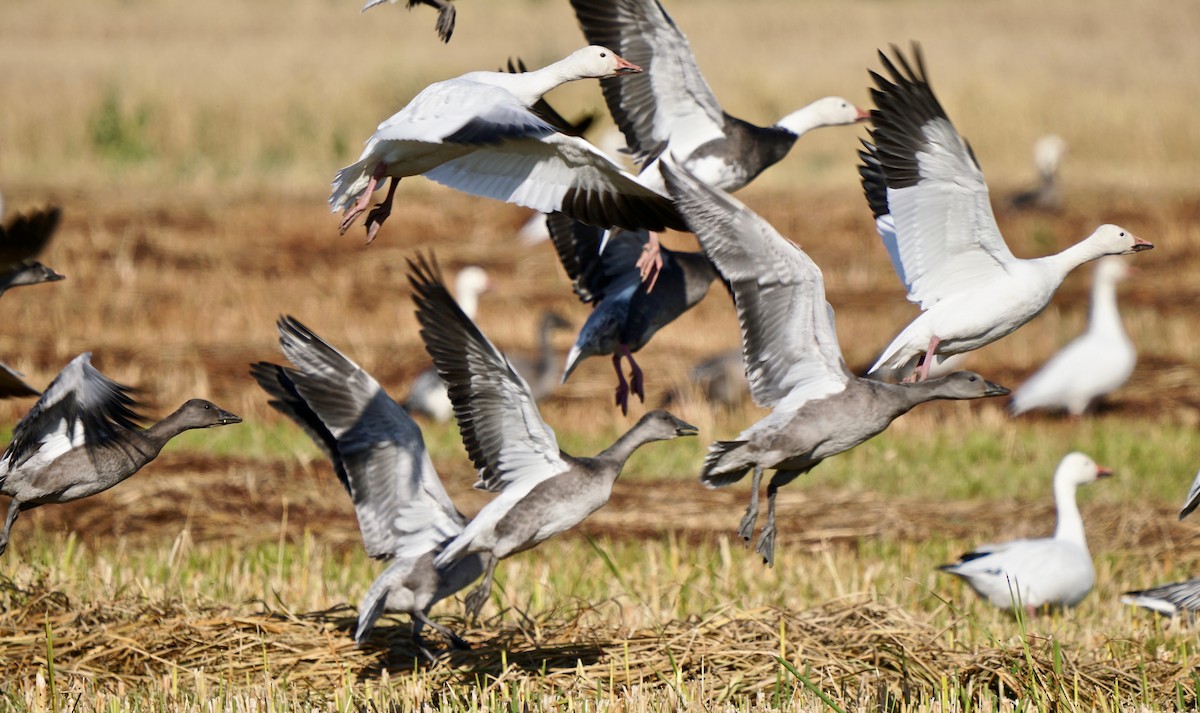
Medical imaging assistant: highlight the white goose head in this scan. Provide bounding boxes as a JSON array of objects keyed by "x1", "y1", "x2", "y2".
[
  {"x1": 559, "y1": 46, "x2": 643, "y2": 80},
  {"x1": 1055, "y1": 452, "x2": 1113, "y2": 489},
  {"x1": 805, "y1": 96, "x2": 871, "y2": 127},
  {"x1": 1085, "y1": 225, "x2": 1153, "y2": 256}
]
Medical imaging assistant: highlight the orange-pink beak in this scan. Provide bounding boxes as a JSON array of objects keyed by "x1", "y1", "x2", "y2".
[
  {"x1": 612, "y1": 55, "x2": 643, "y2": 75},
  {"x1": 1096, "y1": 465, "x2": 1114, "y2": 479},
  {"x1": 1131, "y1": 235, "x2": 1153, "y2": 251},
  {"x1": 855, "y1": 107, "x2": 871, "y2": 122}
]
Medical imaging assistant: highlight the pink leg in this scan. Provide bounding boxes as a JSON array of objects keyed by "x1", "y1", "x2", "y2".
[
  {"x1": 364, "y1": 177, "x2": 400, "y2": 244},
  {"x1": 620, "y1": 344, "x2": 645, "y2": 404},
  {"x1": 612, "y1": 353, "x2": 631, "y2": 415},
  {"x1": 915, "y1": 335, "x2": 941, "y2": 382},
  {"x1": 338, "y1": 162, "x2": 388, "y2": 235},
  {"x1": 634, "y1": 232, "x2": 664, "y2": 292}
]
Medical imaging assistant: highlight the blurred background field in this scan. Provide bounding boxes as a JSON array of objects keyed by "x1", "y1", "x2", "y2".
[{"x1": 1, "y1": 0, "x2": 1199, "y2": 709}]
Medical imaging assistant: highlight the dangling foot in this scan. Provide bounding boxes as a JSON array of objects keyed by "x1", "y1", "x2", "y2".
[
  {"x1": 736, "y1": 505, "x2": 759, "y2": 545},
  {"x1": 463, "y1": 584, "x2": 489, "y2": 623},
  {"x1": 338, "y1": 162, "x2": 388, "y2": 235},
  {"x1": 363, "y1": 177, "x2": 400, "y2": 244},
  {"x1": 635, "y1": 232, "x2": 664, "y2": 291},
  {"x1": 755, "y1": 523, "x2": 777, "y2": 568},
  {"x1": 612, "y1": 353, "x2": 631, "y2": 415},
  {"x1": 914, "y1": 335, "x2": 941, "y2": 382},
  {"x1": 621, "y1": 345, "x2": 645, "y2": 405}
]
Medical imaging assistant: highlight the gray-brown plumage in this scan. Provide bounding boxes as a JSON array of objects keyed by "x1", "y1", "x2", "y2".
[
  {"x1": 0, "y1": 362, "x2": 39, "y2": 399},
  {"x1": 251, "y1": 316, "x2": 486, "y2": 657},
  {"x1": 661, "y1": 158, "x2": 1009, "y2": 566},
  {"x1": 0, "y1": 206, "x2": 64, "y2": 298},
  {"x1": 0, "y1": 353, "x2": 240, "y2": 557},
  {"x1": 407, "y1": 255, "x2": 697, "y2": 619}
]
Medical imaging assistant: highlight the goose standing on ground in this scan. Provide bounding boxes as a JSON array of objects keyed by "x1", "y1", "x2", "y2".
[
  {"x1": 407, "y1": 255, "x2": 696, "y2": 618},
  {"x1": 362, "y1": 0, "x2": 458, "y2": 43},
  {"x1": 569, "y1": 0, "x2": 868, "y2": 278},
  {"x1": 1121, "y1": 469, "x2": 1200, "y2": 619},
  {"x1": 251, "y1": 317, "x2": 488, "y2": 657},
  {"x1": 661, "y1": 159, "x2": 1009, "y2": 566},
  {"x1": 0, "y1": 353, "x2": 241, "y2": 557},
  {"x1": 1, "y1": 206, "x2": 64, "y2": 299},
  {"x1": 1010, "y1": 257, "x2": 1136, "y2": 416},
  {"x1": 330, "y1": 46, "x2": 686, "y2": 243},
  {"x1": 939, "y1": 453, "x2": 1111, "y2": 611},
  {"x1": 1009, "y1": 134, "x2": 1068, "y2": 213},
  {"x1": 404, "y1": 266, "x2": 491, "y2": 421},
  {"x1": 547, "y1": 213, "x2": 719, "y2": 413},
  {"x1": 859, "y1": 45, "x2": 1152, "y2": 381}
]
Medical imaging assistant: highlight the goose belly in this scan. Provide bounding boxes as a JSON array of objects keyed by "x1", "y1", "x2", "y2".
[{"x1": 921, "y1": 281, "x2": 1056, "y2": 355}]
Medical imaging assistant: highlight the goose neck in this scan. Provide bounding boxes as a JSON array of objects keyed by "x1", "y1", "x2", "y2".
[
  {"x1": 595, "y1": 421, "x2": 659, "y2": 474},
  {"x1": 1088, "y1": 274, "x2": 1124, "y2": 335},
  {"x1": 773, "y1": 105, "x2": 825, "y2": 137},
  {"x1": 1053, "y1": 478, "x2": 1088, "y2": 549}
]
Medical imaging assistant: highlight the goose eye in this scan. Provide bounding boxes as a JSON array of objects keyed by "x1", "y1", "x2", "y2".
[
  {"x1": 968, "y1": 376, "x2": 977, "y2": 381},
  {"x1": 600, "y1": 52, "x2": 607, "y2": 57},
  {"x1": 1119, "y1": 231, "x2": 1126, "y2": 237}
]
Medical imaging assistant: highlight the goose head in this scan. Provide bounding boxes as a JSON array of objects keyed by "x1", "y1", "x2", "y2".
[
  {"x1": 806, "y1": 96, "x2": 871, "y2": 126},
  {"x1": 176, "y1": 399, "x2": 243, "y2": 429},
  {"x1": 1055, "y1": 452, "x2": 1113, "y2": 489},
  {"x1": 540, "y1": 310, "x2": 572, "y2": 333},
  {"x1": 561, "y1": 46, "x2": 642, "y2": 79},
  {"x1": 928, "y1": 371, "x2": 1010, "y2": 399},
  {"x1": 634, "y1": 409, "x2": 699, "y2": 442},
  {"x1": 6, "y1": 261, "x2": 64, "y2": 287},
  {"x1": 1033, "y1": 134, "x2": 1068, "y2": 177},
  {"x1": 1086, "y1": 225, "x2": 1153, "y2": 255}
]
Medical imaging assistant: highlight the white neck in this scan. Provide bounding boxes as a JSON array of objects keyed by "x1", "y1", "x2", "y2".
[
  {"x1": 773, "y1": 105, "x2": 827, "y2": 137},
  {"x1": 1053, "y1": 477, "x2": 1087, "y2": 549},
  {"x1": 458, "y1": 290, "x2": 480, "y2": 320},
  {"x1": 1036, "y1": 239, "x2": 1116, "y2": 285},
  {"x1": 1088, "y1": 272, "x2": 1125, "y2": 337},
  {"x1": 503, "y1": 59, "x2": 584, "y2": 107}
]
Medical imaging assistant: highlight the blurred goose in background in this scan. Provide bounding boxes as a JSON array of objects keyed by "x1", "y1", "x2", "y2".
[
  {"x1": 1009, "y1": 135, "x2": 1068, "y2": 213},
  {"x1": 547, "y1": 213, "x2": 718, "y2": 413},
  {"x1": 506, "y1": 311, "x2": 572, "y2": 402},
  {"x1": 0, "y1": 206, "x2": 64, "y2": 299},
  {"x1": 569, "y1": 0, "x2": 867, "y2": 279},
  {"x1": 407, "y1": 255, "x2": 696, "y2": 619},
  {"x1": 330, "y1": 46, "x2": 685, "y2": 243},
  {"x1": 362, "y1": 0, "x2": 458, "y2": 43},
  {"x1": 939, "y1": 452, "x2": 1111, "y2": 611},
  {"x1": 859, "y1": 45, "x2": 1152, "y2": 381},
  {"x1": 661, "y1": 159, "x2": 1009, "y2": 566},
  {"x1": 1010, "y1": 257, "x2": 1136, "y2": 416},
  {"x1": 251, "y1": 317, "x2": 487, "y2": 657},
  {"x1": 0, "y1": 353, "x2": 241, "y2": 557},
  {"x1": 1121, "y1": 469, "x2": 1200, "y2": 619},
  {"x1": 405, "y1": 266, "x2": 490, "y2": 421}
]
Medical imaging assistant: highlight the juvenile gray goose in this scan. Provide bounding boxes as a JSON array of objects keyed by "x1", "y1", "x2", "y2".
[
  {"x1": 0, "y1": 353, "x2": 241, "y2": 557},
  {"x1": 0, "y1": 206, "x2": 64, "y2": 298},
  {"x1": 251, "y1": 317, "x2": 487, "y2": 657},
  {"x1": 547, "y1": 213, "x2": 719, "y2": 413},
  {"x1": 661, "y1": 158, "x2": 1009, "y2": 566},
  {"x1": 408, "y1": 255, "x2": 697, "y2": 619}
]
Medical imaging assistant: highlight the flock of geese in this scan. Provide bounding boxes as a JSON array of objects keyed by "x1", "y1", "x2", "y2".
[{"x1": 1, "y1": 0, "x2": 1195, "y2": 659}]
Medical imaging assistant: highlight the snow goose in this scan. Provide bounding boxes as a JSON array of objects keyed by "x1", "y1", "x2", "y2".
[
  {"x1": 0, "y1": 354, "x2": 241, "y2": 557},
  {"x1": 0, "y1": 362, "x2": 39, "y2": 399},
  {"x1": 1009, "y1": 135, "x2": 1068, "y2": 213},
  {"x1": 1121, "y1": 469, "x2": 1200, "y2": 619},
  {"x1": 660, "y1": 159, "x2": 1009, "y2": 566},
  {"x1": 251, "y1": 317, "x2": 487, "y2": 657},
  {"x1": 362, "y1": 0, "x2": 458, "y2": 43},
  {"x1": 547, "y1": 213, "x2": 719, "y2": 413},
  {"x1": 0, "y1": 206, "x2": 64, "y2": 298},
  {"x1": 939, "y1": 452, "x2": 1111, "y2": 611},
  {"x1": 859, "y1": 45, "x2": 1152, "y2": 381},
  {"x1": 569, "y1": 0, "x2": 867, "y2": 277},
  {"x1": 1010, "y1": 257, "x2": 1136, "y2": 416},
  {"x1": 330, "y1": 46, "x2": 685, "y2": 243},
  {"x1": 407, "y1": 255, "x2": 696, "y2": 618},
  {"x1": 404, "y1": 265, "x2": 491, "y2": 422}
]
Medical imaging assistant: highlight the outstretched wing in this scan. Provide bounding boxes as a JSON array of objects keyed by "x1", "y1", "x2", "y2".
[
  {"x1": 408, "y1": 255, "x2": 569, "y2": 493},
  {"x1": 661, "y1": 159, "x2": 850, "y2": 411},
  {"x1": 863, "y1": 45, "x2": 1015, "y2": 310}
]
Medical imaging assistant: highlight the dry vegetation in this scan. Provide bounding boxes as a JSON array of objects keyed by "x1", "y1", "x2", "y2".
[{"x1": 2, "y1": 0, "x2": 1200, "y2": 709}]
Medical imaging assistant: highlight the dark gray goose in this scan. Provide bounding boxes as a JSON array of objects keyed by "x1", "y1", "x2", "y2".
[
  {"x1": 362, "y1": 0, "x2": 458, "y2": 43},
  {"x1": 0, "y1": 353, "x2": 241, "y2": 557},
  {"x1": 546, "y1": 213, "x2": 718, "y2": 413},
  {"x1": 251, "y1": 317, "x2": 487, "y2": 657},
  {"x1": 661, "y1": 158, "x2": 1009, "y2": 566},
  {"x1": 1122, "y1": 468, "x2": 1200, "y2": 619},
  {"x1": 569, "y1": 0, "x2": 867, "y2": 277},
  {"x1": 407, "y1": 255, "x2": 696, "y2": 617},
  {"x1": 0, "y1": 363, "x2": 39, "y2": 400},
  {"x1": 0, "y1": 206, "x2": 64, "y2": 298}
]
